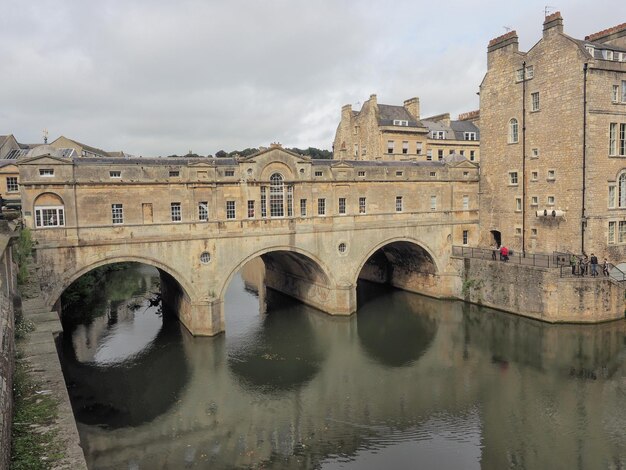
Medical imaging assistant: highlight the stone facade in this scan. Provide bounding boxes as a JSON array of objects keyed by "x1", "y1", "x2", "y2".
[
  {"x1": 18, "y1": 145, "x2": 480, "y2": 335},
  {"x1": 479, "y1": 12, "x2": 626, "y2": 264}
]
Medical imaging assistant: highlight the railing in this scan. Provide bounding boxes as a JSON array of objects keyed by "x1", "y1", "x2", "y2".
[
  {"x1": 451, "y1": 246, "x2": 568, "y2": 268},
  {"x1": 559, "y1": 262, "x2": 626, "y2": 284}
]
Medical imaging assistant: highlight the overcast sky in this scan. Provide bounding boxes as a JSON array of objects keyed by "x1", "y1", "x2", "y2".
[{"x1": 1, "y1": 1, "x2": 624, "y2": 156}]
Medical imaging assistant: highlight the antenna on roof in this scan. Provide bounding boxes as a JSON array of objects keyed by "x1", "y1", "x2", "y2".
[
  {"x1": 504, "y1": 26, "x2": 512, "y2": 32},
  {"x1": 544, "y1": 5, "x2": 556, "y2": 17},
  {"x1": 43, "y1": 128, "x2": 48, "y2": 144}
]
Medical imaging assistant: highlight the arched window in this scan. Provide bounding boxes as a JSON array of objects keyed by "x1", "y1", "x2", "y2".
[
  {"x1": 33, "y1": 193, "x2": 65, "y2": 228},
  {"x1": 269, "y1": 173, "x2": 284, "y2": 217},
  {"x1": 619, "y1": 173, "x2": 626, "y2": 207},
  {"x1": 508, "y1": 118, "x2": 519, "y2": 144}
]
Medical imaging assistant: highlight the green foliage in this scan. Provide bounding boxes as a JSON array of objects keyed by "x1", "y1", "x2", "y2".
[
  {"x1": 462, "y1": 278, "x2": 483, "y2": 298},
  {"x1": 11, "y1": 361, "x2": 64, "y2": 470},
  {"x1": 15, "y1": 228, "x2": 33, "y2": 285},
  {"x1": 289, "y1": 147, "x2": 333, "y2": 159}
]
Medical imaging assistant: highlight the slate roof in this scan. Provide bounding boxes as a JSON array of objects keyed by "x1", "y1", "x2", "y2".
[
  {"x1": 422, "y1": 119, "x2": 480, "y2": 141},
  {"x1": 377, "y1": 104, "x2": 422, "y2": 127}
]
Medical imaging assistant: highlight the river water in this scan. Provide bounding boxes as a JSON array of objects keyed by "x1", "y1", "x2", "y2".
[{"x1": 57, "y1": 263, "x2": 626, "y2": 469}]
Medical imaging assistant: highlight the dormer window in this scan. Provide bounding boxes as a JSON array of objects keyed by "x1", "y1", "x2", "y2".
[
  {"x1": 393, "y1": 119, "x2": 409, "y2": 126},
  {"x1": 39, "y1": 169, "x2": 54, "y2": 177},
  {"x1": 586, "y1": 46, "x2": 595, "y2": 56},
  {"x1": 464, "y1": 132, "x2": 477, "y2": 141},
  {"x1": 432, "y1": 131, "x2": 445, "y2": 139},
  {"x1": 109, "y1": 171, "x2": 121, "y2": 178},
  {"x1": 604, "y1": 50, "x2": 614, "y2": 61}
]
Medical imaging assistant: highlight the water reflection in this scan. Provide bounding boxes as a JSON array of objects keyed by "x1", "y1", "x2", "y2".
[{"x1": 57, "y1": 264, "x2": 626, "y2": 470}]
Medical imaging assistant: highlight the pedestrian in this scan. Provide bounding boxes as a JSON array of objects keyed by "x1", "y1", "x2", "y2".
[
  {"x1": 500, "y1": 245, "x2": 509, "y2": 262},
  {"x1": 491, "y1": 243, "x2": 498, "y2": 261},
  {"x1": 570, "y1": 253, "x2": 577, "y2": 275},
  {"x1": 603, "y1": 258, "x2": 610, "y2": 276},
  {"x1": 590, "y1": 253, "x2": 598, "y2": 277},
  {"x1": 581, "y1": 254, "x2": 589, "y2": 276}
]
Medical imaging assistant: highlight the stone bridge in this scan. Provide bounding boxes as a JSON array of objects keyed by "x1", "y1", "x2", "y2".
[{"x1": 19, "y1": 145, "x2": 479, "y2": 335}]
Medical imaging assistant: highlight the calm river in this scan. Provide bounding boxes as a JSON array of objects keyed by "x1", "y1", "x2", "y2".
[{"x1": 57, "y1": 263, "x2": 626, "y2": 469}]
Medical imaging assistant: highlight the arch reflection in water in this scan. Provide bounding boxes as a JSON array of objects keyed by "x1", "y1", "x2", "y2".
[
  {"x1": 58, "y1": 264, "x2": 190, "y2": 429},
  {"x1": 356, "y1": 282, "x2": 438, "y2": 367}
]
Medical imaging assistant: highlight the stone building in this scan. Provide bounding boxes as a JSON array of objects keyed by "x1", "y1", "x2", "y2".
[
  {"x1": 479, "y1": 12, "x2": 626, "y2": 260},
  {"x1": 332, "y1": 94, "x2": 479, "y2": 162}
]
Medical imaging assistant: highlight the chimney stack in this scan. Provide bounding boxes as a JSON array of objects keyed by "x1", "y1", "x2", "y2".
[
  {"x1": 543, "y1": 11, "x2": 564, "y2": 37},
  {"x1": 403, "y1": 97, "x2": 420, "y2": 120}
]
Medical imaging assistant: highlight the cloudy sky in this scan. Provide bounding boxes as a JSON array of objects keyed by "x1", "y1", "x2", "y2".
[{"x1": 1, "y1": 1, "x2": 624, "y2": 156}]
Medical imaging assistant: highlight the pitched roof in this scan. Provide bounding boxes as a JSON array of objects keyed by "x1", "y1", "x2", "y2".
[{"x1": 377, "y1": 104, "x2": 423, "y2": 127}]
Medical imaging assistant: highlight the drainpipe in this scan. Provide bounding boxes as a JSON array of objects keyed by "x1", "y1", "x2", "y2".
[
  {"x1": 582, "y1": 63, "x2": 588, "y2": 254},
  {"x1": 522, "y1": 61, "x2": 527, "y2": 256}
]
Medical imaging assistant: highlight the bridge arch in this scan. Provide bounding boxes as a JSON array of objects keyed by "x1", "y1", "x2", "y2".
[{"x1": 47, "y1": 255, "x2": 197, "y2": 311}]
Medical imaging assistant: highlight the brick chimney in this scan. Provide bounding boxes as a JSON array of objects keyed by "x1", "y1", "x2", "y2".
[
  {"x1": 403, "y1": 97, "x2": 420, "y2": 120},
  {"x1": 487, "y1": 30, "x2": 519, "y2": 68},
  {"x1": 543, "y1": 11, "x2": 563, "y2": 37},
  {"x1": 341, "y1": 104, "x2": 352, "y2": 121}
]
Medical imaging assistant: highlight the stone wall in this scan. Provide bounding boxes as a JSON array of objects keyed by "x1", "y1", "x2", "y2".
[{"x1": 462, "y1": 258, "x2": 625, "y2": 323}]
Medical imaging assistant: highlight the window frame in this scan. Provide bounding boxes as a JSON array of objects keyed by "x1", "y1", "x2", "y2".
[
  {"x1": 359, "y1": 197, "x2": 366, "y2": 214},
  {"x1": 531, "y1": 92, "x2": 540, "y2": 112},
  {"x1": 226, "y1": 200, "x2": 236, "y2": 220},
  {"x1": 35, "y1": 206, "x2": 65, "y2": 228},
  {"x1": 171, "y1": 202, "x2": 182, "y2": 222},
  {"x1": 111, "y1": 203, "x2": 124, "y2": 225},
  {"x1": 198, "y1": 201, "x2": 209, "y2": 221},
  {"x1": 508, "y1": 118, "x2": 519, "y2": 144},
  {"x1": 338, "y1": 197, "x2": 346, "y2": 215},
  {"x1": 395, "y1": 196, "x2": 403, "y2": 212},
  {"x1": 317, "y1": 198, "x2": 326, "y2": 216},
  {"x1": 6, "y1": 177, "x2": 18, "y2": 193}
]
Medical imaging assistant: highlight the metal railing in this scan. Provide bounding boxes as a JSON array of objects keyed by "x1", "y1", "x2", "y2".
[
  {"x1": 451, "y1": 246, "x2": 568, "y2": 268},
  {"x1": 559, "y1": 262, "x2": 626, "y2": 284}
]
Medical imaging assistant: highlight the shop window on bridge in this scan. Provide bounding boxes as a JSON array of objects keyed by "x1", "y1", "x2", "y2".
[
  {"x1": 34, "y1": 193, "x2": 65, "y2": 228},
  {"x1": 270, "y1": 173, "x2": 285, "y2": 217}
]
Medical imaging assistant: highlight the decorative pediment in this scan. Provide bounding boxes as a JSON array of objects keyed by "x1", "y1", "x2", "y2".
[{"x1": 18, "y1": 154, "x2": 73, "y2": 166}]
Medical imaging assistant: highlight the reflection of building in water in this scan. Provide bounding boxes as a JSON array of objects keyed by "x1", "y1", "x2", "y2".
[
  {"x1": 239, "y1": 257, "x2": 266, "y2": 314},
  {"x1": 71, "y1": 292, "x2": 626, "y2": 469}
]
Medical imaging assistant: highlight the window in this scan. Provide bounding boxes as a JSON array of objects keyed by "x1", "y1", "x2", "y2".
[
  {"x1": 509, "y1": 118, "x2": 519, "y2": 143},
  {"x1": 531, "y1": 92, "x2": 540, "y2": 111},
  {"x1": 531, "y1": 228, "x2": 537, "y2": 237},
  {"x1": 525, "y1": 66, "x2": 534, "y2": 79},
  {"x1": 515, "y1": 197, "x2": 522, "y2": 212},
  {"x1": 393, "y1": 119, "x2": 409, "y2": 126},
  {"x1": 226, "y1": 201, "x2": 236, "y2": 219},
  {"x1": 547, "y1": 170, "x2": 556, "y2": 180},
  {"x1": 198, "y1": 202, "x2": 208, "y2": 221},
  {"x1": 416, "y1": 142, "x2": 423, "y2": 155},
  {"x1": 395, "y1": 196, "x2": 403, "y2": 212},
  {"x1": 430, "y1": 172, "x2": 437, "y2": 177},
  {"x1": 470, "y1": 150, "x2": 475, "y2": 161},
  {"x1": 300, "y1": 198, "x2": 307, "y2": 216},
  {"x1": 462, "y1": 195, "x2": 469, "y2": 210},
  {"x1": 463, "y1": 171, "x2": 469, "y2": 177},
  {"x1": 111, "y1": 204, "x2": 124, "y2": 224},
  {"x1": 39, "y1": 169, "x2": 54, "y2": 177},
  {"x1": 362, "y1": 145, "x2": 367, "y2": 156},
  {"x1": 354, "y1": 144, "x2": 358, "y2": 157},
  {"x1": 396, "y1": 171, "x2": 403, "y2": 177},
  {"x1": 260, "y1": 187, "x2": 267, "y2": 217},
  {"x1": 613, "y1": 123, "x2": 626, "y2": 156},
  {"x1": 109, "y1": 171, "x2": 121, "y2": 178},
  {"x1": 317, "y1": 198, "x2": 326, "y2": 216},
  {"x1": 169, "y1": 170, "x2": 180, "y2": 177},
  {"x1": 531, "y1": 196, "x2": 538, "y2": 206},
  {"x1": 387, "y1": 140, "x2": 394, "y2": 154},
  {"x1": 620, "y1": 221, "x2": 626, "y2": 243},
  {"x1": 460, "y1": 150, "x2": 465, "y2": 156},
  {"x1": 516, "y1": 69, "x2": 525, "y2": 82},
  {"x1": 426, "y1": 150, "x2": 433, "y2": 161},
  {"x1": 464, "y1": 132, "x2": 477, "y2": 141},
  {"x1": 359, "y1": 197, "x2": 366, "y2": 214},
  {"x1": 225, "y1": 169, "x2": 235, "y2": 177},
  {"x1": 531, "y1": 171, "x2": 538, "y2": 181},
  {"x1": 606, "y1": 50, "x2": 614, "y2": 61},
  {"x1": 609, "y1": 186, "x2": 616, "y2": 208},
  {"x1": 35, "y1": 206, "x2": 65, "y2": 228},
  {"x1": 509, "y1": 171, "x2": 518, "y2": 185},
  {"x1": 358, "y1": 171, "x2": 366, "y2": 177},
  {"x1": 287, "y1": 186, "x2": 293, "y2": 217},
  {"x1": 613, "y1": 85, "x2": 619, "y2": 102},
  {"x1": 432, "y1": 131, "x2": 445, "y2": 139},
  {"x1": 269, "y1": 173, "x2": 284, "y2": 217},
  {"x1": 547, "y1": 196, "x2": 555, "y2": 206},
  {"x1": 449, "y1": 150, "x2": 454, "y2": 155},
  {"x1": 430, "y1": 195, "x2": 437, "y2": 211},
  {"x1": 6, "y1": 177, "x2": 18, "y2": 193},
  {"x1": 609, "y1": 221, "x2": 616, "y2": 244},
  {"x1": 515, "y1": 227, "x2": 522, "y2": 236},
  {"x1": 171, "y1": 202, "x2": 181, "y2": 221},
  {"x1": 315, "y1": 171, "x2": 323, "y2": 177},
  {"x1": 338, "y1": 242, "x2": 347, "y2": 253},
  {"x1": 462, "y1": 230, "x2": 469, "y2": 245},
  {"x1": 402, "y1": 141, "x2": 409, "y2": 154},
  {"x1": 532, "y1": 148, "x2": 539, "y2": 158},
  {"x1": 622, "y1": 81, "x2": 626, "y2": 102},
  {"x1": 619, "y1": 174, "x2": 626, "y2": 207},
  {"x1": 338, "y1": 197, "x2": 346, "y2": 215},
  {"x1": 247, "y1": 200, "x2": 255, "y2": 218},
  {"x1": 438, "y1": 150, "x2": 443, "y2": 161}
]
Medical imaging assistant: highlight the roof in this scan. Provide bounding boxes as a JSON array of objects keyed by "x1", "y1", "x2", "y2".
[
  {"x1": 585, "y1": 22, "x2": 626, "y2": 42},
  {"x1": 53, "y1": 136, "x2": 111, "y2": 157},
  {"x1": 377, "y1": 104, "x2": 422, "y2": 127},
  {"x1": 422, "y1": 119, "x2": 480, "y2": 141}
]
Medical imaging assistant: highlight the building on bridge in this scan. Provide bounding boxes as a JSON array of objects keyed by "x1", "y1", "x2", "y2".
[
  {"x1": 479, "y1": 12, "x2": 626, "y2": 259},
  {"x1": 18, "y1": 144, "x2": 479, "y2": 335}
]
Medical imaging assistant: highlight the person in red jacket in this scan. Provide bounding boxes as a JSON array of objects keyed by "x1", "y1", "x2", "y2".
[{"x1": 500, "y1": 246, "x2": 509, "y2": 262}]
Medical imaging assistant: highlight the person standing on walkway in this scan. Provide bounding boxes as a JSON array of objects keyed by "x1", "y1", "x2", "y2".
[
  {"x1": 570, "y1": 253, "x2": 577, "y2": 275},
  {"x1": 581, "y1": 254, "x2": 589, "y2": 276},
  {"x1": 590, "y1": 253, "x2": 598, "y2": 277},
  {"x1": 603, "y1": 258, "x2": 610, "y2": 276}
]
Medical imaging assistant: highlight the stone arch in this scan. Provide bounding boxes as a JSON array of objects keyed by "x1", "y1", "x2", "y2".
[
  {"x1": 219, "y1": 245, "x2": 335, "y2": 302},
  {"x1": 47, "y1": 255, "x2": 197, "y2": 310},
  {"x1": 33, "y1": 192, "x2": 66, "y2": 228},
  {"x1": 260, "y1": 161, "x2": 294, "y2": 181}
]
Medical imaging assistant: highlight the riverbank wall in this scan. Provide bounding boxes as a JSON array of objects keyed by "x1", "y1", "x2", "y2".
[{"x1": 460, "y1": 257, "x2": 625, "y2": 323}]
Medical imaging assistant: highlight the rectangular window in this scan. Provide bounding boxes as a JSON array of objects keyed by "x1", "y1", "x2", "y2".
[
  {"x1": 430, "y1": 195, "x2": 437, "y2": 211},
  {"x1": 225, "y1": 169, "x2": 235, "y2": 177},
  {"x1": 621, "y1": 123, "x2": 626, "y2": 156},
  {"x1": 393, "y1": 119, "x2": 408, "y2": 126},
  {"x1": 462, "y1": 195, "x2": 469, "y2": 210},
  {"x1": 509, "y1": 172, "x2": 518, "y2": 185},
  {"x1": 358, "y1": 171, "x2": 366, "y2": 177},
  {"x1": 287, "y1": 186, "x2": 293, "y2": 217},
  {"x1": 387, "y1": 140, "x2": 394, "y2": 154},
  {"x1": 609, "y1": 186, "x2": 616, "y2": 209},
  {"x1": 609, "y1": 221, "x2": 616, "y2": 244},
  {"x1": 459, "y1": 150, "x2": 465, "y2": 156},
  {"x1": 462, "y1": 230, "x2": 469, "y2": 245},
  {"x1": 359, "y1": 197, "x2": 366, "y2": 214},
  {"x1": 532, "y1": 148, "x2": 539, "y2": 158},
  {"x1": 226, "y1": 200, "x2": 236, "y2": 219},
  {"x1": 169, "y1": 170, "x2": 180, "y2": 177},
  {"x1": 515, "y1": 227, "x2": 522, "y2": 236},
  {"x1": 464, "y1": 132, "x2": 477, "y2": 141},
  {"x1": 531, "y1": 196, "x2": 538, "y2": 206},
  {"x1": 613, "y1": 85, "x2": 620, "y2": 102},
  {"x1": 531, "y1": 228, "x2": 537, "y2": 237},
  {"x1": 547, "y1": 170, "x2": 555, "y2": 180},
  {"x1": 35, "y1": 206, "x2": 65, "y2": 228},
  {"x1": 338, "y1": 197, "x2": 346, "y2": 215},
  {"x1": 111, "y1": 204, "x2": 123, "y2": 224},
  {"x1": 547, "y1": 196, "x2": 555, "y2": 205},
  {"x1": 438, "y1": 150, "x2": 443, "y2": 161},
  {"x1": 171, "y1": 202, "x2": 181, "y2": 222},
  {"x1": 515, "y1": 197, "x2": 522, "y2": 212},
  {"x1": 426, "y1": 150, "x2": 432, "y2": 161},
  {"x1": 516, "y1": 69, "x2": 525, "y2": 82},
  {"x1": 432, "y1": 131, "x2": 445, "y2": 139},
  {"x1": 315, "y1": 171, "x2": 323, "y2": 177},
  {"x1": 531, "y1": 92, "x2": 540, "y2": 111},
  {"x1": 395, "y1": 171, "x2": 403, "y2": 177},
  {"x1": 247, "y1": 200, "x2": 255, "y2": 218},
  {"x1": 610, "y1": 123, "x2": 617, "y2": 155},
  {"x1": 531, "y1": 171, "x2": 538, "y2": 181},
  {"x1": 317, "y1": 198, "x2": 326, "y2": 216},
  {"x1": 354, "y1": 144, "x2": 358, "y2": 157},
  {"x1": 300, "y1": 198, "x2": 307, "y2": 217},
  {"x1": 39, "y1": 169, "x2": 54, "y2": 177},
  {"x1": 6, "y1": 177, "x2": 18, "y2": 193},
  {"x1": 620, "y1": 221, "x2": 626, "y2": 243},
  {"x1": 416, "y1": 142, "x2": 423, "y2": 155},
  {"x1": 260, "y1": 187, "x2": 267, "y2": 218},
  {"x1": 402, "y1": 141, "x2": 409, "y2": 154},
  {"x1": 109, "y1": 171, "x2": 121, "y2": 178},
  {"x1": 430, "y1": 171, "x2": 437, "y2": 177},
  {"x1": 470, "y1": 150, "x2": 475, "y2": 161},
  {"x1": 198, "y1": 202, "x2": 208, "y2": 221},
  {"x1": 525, "y1": 66, "x2": 534, "y2": 79},
  {"x1": 621, "y1": 80, "x2": 626, "y2": 102},
  {"x1": 395, "y1": 196, "x2": 403, "y2": 212}
]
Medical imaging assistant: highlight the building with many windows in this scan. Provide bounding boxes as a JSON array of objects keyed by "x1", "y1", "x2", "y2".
[
  {"x1": 422, "y1": 113, "x2": 480, "y2": 163},
  {"x1": 479, "y1": 12, "x2": 626, "y2": 258}
]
